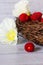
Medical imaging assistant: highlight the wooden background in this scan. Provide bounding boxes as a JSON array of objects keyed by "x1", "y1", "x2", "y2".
[{"x1": 0, "y1": 0, "x2": 43, "y2": 65}]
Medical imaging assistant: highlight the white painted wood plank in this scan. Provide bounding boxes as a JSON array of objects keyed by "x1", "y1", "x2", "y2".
[{"x1": 0, "y1": 0, "x2": 43, "y2": 65}]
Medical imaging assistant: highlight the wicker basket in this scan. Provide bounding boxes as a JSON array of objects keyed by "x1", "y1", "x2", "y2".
[{"x1": 16, "y1": 18, "x2": 43, "y2": 45}]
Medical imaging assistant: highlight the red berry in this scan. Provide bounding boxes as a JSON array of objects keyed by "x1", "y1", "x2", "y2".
[
  {"x1": 31, "y1": 14, "x2": 37, "y2": 21},
  {"x1": 34, "y1": 12, "x2": 42, "y2": 17},
  {"x1": 31, "y1": 12, "x2": 42, "y2": 21},
  {"x1": 41, "y1": 18, "x2": 43, "y2": 22},
  {"x1": 19, "y1": 13, "x2": 30, "y2": 22},
  {"x1": 24, "y1": 42, "x2": 35, "y2": 52}
]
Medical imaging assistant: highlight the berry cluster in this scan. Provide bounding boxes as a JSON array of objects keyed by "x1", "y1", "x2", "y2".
[{"x1": 19, "y1": 12, "x2": 43, "y2": 22}]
